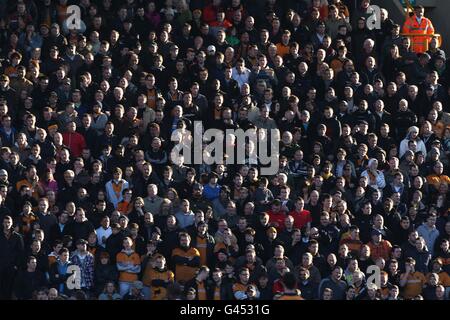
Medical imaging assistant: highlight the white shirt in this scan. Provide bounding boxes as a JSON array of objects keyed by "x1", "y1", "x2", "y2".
[
  {"x1": 96, "y1": 226, "x2": 112, "y2": 248},
  {"x1": 232, "y1": 67, "x2": 251, "y2": 88}
]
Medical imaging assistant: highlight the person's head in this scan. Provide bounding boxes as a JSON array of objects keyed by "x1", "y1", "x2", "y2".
[
  {"x1": 414, "y1": 5, "x2": 425, "y2": 18},
  {"x1": 121, "y1": 236, "x2": 133, "y2": 251},
  {"x1": 75, "y1": 208, "x2": 86, "y2": 223},
  {"x1": 426, "y1": 213, "x2": 437, "y2": 228},
  {"x1": 302, "y1": 252, "x2": 313, "y2": 267},
  {"x1": 371, "y1": 229, "x2": 382, "y2": 244},
  {"x1": 38, "y1": 197, "x2": 49, "y2": 213},
  {"x1": 435, "y1": 285, "x2": 446, "y2": 299},
  {"x1": 441, "y1": 239, "x2": 449, "y2": 253},
  {"x1": 405, "y1": 257, "x2": 416, "y2": 273},
  {"x1": 239, "y1": 267, "x2": 250, "y2": 284},
  {"x1": 179, "y1": 232, "x2": 191, "y2": 248},
  {"x1": 58, "y1": 247, "x2": 70, "y2": 263},
  {"x1": 75, "y1": 237, "x2": 87, "y2": 252},
  {"x1": 388, "y1": 284, "x2": 399, "y2": 299},
  {"x1": 322, "y1": 288, "x2": 333, "y2": 300},
  {"x1": 31, "y1": 239, "x2": 41, "y2": 253},
  {"x1": 149, "y1": 253, "x2": 165, "y2": 270},
  {"x1": 415, "y1": 236, "x2": 426, "y2": 251}
]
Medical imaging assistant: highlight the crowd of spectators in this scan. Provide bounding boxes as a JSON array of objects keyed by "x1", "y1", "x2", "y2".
[{"x1": 0, "y1": 0, "x2": 449, "y2": 301}]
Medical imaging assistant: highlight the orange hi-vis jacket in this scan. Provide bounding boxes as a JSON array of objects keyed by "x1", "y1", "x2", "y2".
[{"x1": 402, "y1": 15, "x2": 435, "y2": 53}]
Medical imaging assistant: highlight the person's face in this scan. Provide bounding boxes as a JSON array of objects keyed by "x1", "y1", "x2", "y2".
[
  {"x1": 180, "y1": 235, "x2": 189, "y2": 247},
  {"x1": 398, "y1": 218, "x2": 410, "y2": 231},
  {"x1": 441, "y1": 240, "x2": 449, "y2": 252},
  {"x1": 322, "y1": 290, "x2": 333, "y2": 300},
  {"x1": 76, "y1": 210, "x2": 85, "y2": 222},
  {"x1": 123, "y1": 238, "x2": 132, "y2": 250},
  {"x1": 371, "y1": 231, "x2": 382, "y2": 243},
  {"x1": 415, "y1": 239, "x2": 424, "y2": 251},
  {"x1": 332, "y1": 267, "x2": 342, "y2": 280},
  {"x1": 31, "y1": 240, "x2": 41, "y2": 252},
  {"x1": 433, "y1": 161, "x2": 444, "y2": 175},
  {"x1": 320, "y1": 215, "x2": 330, "y2": 226},
  {"x1": 77, "y1": 242, "x2": 87, "y2": 252},
  {"x1": 346, "y1": 287, "x2": 356, "y2": 299},
  {"x1": 415, "y1": 8, "x2": 424, "y2": 18},
  {"x1": 427, "y1": 216, "x2": 437, "y2": 227},
  {"x1": 153, "y1": 256, "x2": 166, "y2": 270},
  {"x1": 435, "y1": 286, "x2": 445, "y2": 299}
]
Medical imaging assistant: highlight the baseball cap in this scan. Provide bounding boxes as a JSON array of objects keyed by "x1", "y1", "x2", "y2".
[
  {"x1": 371, "y1": 230, "x2": 382, "y2": 237},
  {"x1": 431, "y1": 139, "x2": 441, "y2": 145},
  {"x1": 244, "y1": 227, "x2": 256, "y2": 236},
  {"x1": 272, "y1": 199, "x2": 281, "y2": 206},
  {"x1": 111, "y1": 223, "x2": 121, "y2": 230},
  {"x1": 420, "y1": 52, "x2": 431, "y2": 60},
  {"x1": 197, "y1": 221, "x2": 207, "y2": 228},
  {"x1": 207, "y1": 45, "x2": 216, "y2": 55},
  {"x1": 152, "y1": 227, "x2": 162, "y2": 236},
  {"x1": 119, "y1": 215, "x2": 129, "y2": 222},
  {"x1": 267, "y1": 227, "x2": 277, "y2": 234},
  {"x1": 76, "y1": 239, "x2": 88, "y2": 245},
  {"x1": 358, "y1": 120, "x2": 369, "y2": 126},
  {"x1": 430, "y1": 147, "x2": 440, "y2": 154},
  {"x1": 165, "y1": 8, "x2": 175, "y2": 16},
  {"x1": 193, "y1": 183, "x2": 203, "y2": 190}
]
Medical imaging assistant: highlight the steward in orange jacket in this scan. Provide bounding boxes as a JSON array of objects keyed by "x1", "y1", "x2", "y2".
[{"x1": 402, "y1": 6, "x2": 435, "y2": 53}]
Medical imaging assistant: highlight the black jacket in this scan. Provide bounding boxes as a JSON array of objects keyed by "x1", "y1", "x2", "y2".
[
  {"x1": 299, "y1": 280, "x2": 319, "y2": 300},
  {"x1": 66, "y1": 220, "x2": 95, "y2": 243},
  {"x1": 13, "y1": 269, "x2": 47, "y2": 300},
  {"x1": 105, "y1": 231, "x2": 126, "y2": 264},
  {"x1": 48, "y1": 261, "x2": 75, "y2": 295},
  {"x1": 206, "y1": 279, "x2": 234, "y2": 300},
  {"x1": 0, "y1": 230, "x2": 24, "y2": 268},
  {"x1": 94, "y1": 263, "x2": 119, "y2": 293}
]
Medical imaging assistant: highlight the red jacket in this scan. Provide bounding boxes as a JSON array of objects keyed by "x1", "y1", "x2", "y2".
[
  {"x1": 203, "y1": 5, "x2": 220, "y2": 23},
  {"x1": 62, "y1": 131, "x2": 86, "y2": 157},
  {"x1": 289, "y1": 210, "x2": 312, "y2": 230},
  {"x1": 268, "y1": 210, "x2": 287, "y2": 231}
]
